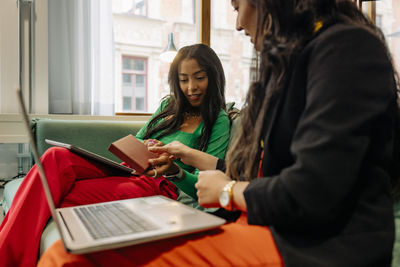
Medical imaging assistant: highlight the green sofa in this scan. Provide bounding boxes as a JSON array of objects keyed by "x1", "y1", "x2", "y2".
[
  {"x1": 2, "y1": 118, "x2": 147, "y2": 255},
  {"x1": 1, "y1": 117, "x2": 400, "y2": 265}
]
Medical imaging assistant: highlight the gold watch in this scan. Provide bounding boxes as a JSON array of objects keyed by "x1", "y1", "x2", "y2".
[{"x1": 219, "y1": 180, "x2": 236, "y2": 211}]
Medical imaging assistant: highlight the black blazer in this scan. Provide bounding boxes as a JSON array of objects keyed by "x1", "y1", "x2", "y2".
[{"x1": 244, "y1": 23, "x2": 397, "y2": 266}]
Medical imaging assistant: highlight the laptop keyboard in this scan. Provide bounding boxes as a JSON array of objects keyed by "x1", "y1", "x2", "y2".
[{"x1": 73, "y1": 202, "x2": 159, "y2": 239}]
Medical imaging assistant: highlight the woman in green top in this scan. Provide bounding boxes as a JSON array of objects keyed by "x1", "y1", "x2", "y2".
[
  {"x1": 0, "y1": 44, "x2": 230, "y2": 267},
  {"x1": 136, "y1": 98, "x2": 230, "y2": 209},
  {"x1": 135, "y1": 43, "x2": 231, "y2": 208}
]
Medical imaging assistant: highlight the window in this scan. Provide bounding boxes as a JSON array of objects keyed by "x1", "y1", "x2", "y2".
[
  {"x1": 210, "y1": 0, "x2": 255, "y2": 109},
  {"x1": 375, "y1": 0, "x2": 400, "y2": 74},
  {"x1": 134, "y1": 0, "x2": 147, "y2": 16},
  {"x1": 361, "y1": 0, "x2": 400, "y2": 74},
  {"x1": 122, "y1": 57, "x2": 147, "y2": 112},
  {"x1": 119, "y1": 0, "x2": 147, "y2": 16},
  {"x1": 0, "y1": 0, "x2": 201, "y2": 115},
  {"x1": 113, "y1": 0, "x2": 197, "y2": 113},
  {"x1": 376, "y1": 14, "x2": 383, "y2": 28},
  {"x1": 1, "y1": 0, "x2": 202, "y2": 180}
]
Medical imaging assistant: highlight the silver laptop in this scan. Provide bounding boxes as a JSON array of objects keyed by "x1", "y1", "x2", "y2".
[{"x1": 16, "y1": 88, "x2": 225, "y2": 254}]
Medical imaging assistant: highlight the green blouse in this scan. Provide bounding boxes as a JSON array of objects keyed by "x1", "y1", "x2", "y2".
[{"x1": 135, "y1": 99, "x2": 230, "y2": 210}]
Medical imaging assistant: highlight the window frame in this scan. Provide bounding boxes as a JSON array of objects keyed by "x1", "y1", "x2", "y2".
[
  {"x1": 119, "y1": 0, "x2": 211, "y2": 115},
  {"x1": 0, "y1": 0, "x2": 211, "y2": 116},
  {"x1": 199, "y1": 0, "x2": 211, "y2": 46},
  {"x1": 121, "y1": 56, "x2": 148, "y2": 113},
  {"x1": 355, "y1": 0, "x2": 377, "y2": 22}
]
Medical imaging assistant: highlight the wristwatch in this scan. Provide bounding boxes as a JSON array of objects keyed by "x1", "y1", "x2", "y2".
[
  {"x1": 219, "y1": 180, "x2": 236, "y2": 211},
  {"x1": 163, "y1": 167, "x2": 185, "y2": 182}
]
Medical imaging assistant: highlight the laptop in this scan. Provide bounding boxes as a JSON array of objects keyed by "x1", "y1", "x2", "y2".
[{"x1": 16, "y1": 88, "x2": 226, "y2": 254}]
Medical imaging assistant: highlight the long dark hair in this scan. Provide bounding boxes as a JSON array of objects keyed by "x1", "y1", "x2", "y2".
[
  {"x1": 143, "y1": 44, "x2": 226, "y2": 151},
  {"x1": 226, "y1": 0, "x2": 400, "y2": 197}
]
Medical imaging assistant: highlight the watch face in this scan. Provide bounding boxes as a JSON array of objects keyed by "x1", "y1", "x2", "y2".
[{"x1": 219, "y1": 191, "x2": 230, "y2": 207}]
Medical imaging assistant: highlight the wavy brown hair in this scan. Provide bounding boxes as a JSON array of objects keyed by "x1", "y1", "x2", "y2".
[{"x1": 226, "y1": 0, "x2": 400, "y2": 198}]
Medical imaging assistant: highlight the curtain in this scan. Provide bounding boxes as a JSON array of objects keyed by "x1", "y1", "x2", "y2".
[{"x1": 48, "y1": 0, "x2": 114, "y2": 115}]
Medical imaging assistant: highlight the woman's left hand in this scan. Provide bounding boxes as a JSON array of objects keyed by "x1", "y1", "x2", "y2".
[
  {"x1": 143, "y1": 139, "x2": 171, "y2": 177},
  {"x1": 144, "y1": 153, "x2": 172, "y2": 177},
  {"x1": 195, "y1": 170, "x2": 231, "y2": 208}
]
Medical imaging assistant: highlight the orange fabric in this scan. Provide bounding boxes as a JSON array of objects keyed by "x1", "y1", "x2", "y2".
[{"x1": 38, "y1": 216, "x2": 283, "y2": 267}]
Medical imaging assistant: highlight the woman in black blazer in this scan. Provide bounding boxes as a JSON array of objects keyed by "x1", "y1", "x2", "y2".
[{"x1": 39, "y1": 0, "x2": 400, "y2": 266}]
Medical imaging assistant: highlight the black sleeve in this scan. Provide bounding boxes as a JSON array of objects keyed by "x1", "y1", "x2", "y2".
[
  {"x1": 244, "y1": 26, "x2": 395, "y2": 228},
  {"x1": 216, "y1": 158, "x2": 226, "y2": 172}
]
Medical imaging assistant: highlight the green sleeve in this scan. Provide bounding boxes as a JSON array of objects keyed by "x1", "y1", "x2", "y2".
[
  {"x1": 135, "y1": 99, "x2": 169, "y2": 141},
  {"x1": 174, "y1": 110, "x2": 231, "y2": 199}
]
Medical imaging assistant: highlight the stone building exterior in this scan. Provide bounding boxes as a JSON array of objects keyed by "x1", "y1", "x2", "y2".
[{"x1": 112, "y1": 0, "x2": 254, "y2": 113}]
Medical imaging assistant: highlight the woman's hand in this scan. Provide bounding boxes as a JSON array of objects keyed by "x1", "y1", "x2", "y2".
[
  {"x1": 143, "y1": 139, "x2": 164, "y2": 148},
  {"x1": 196, "y1": 170, "x2": 249, "y2": 211},
  {"x1": 148, "y1": 141, "x2": 191, "y2": 163},
  {"x1": 143, "y1": 141, "x2": 181, "y2": 177},
  {"x1": 143, "y1": 153, "x2": 173, "y2": 177},
  {"x1": 195, "y1": 170, "x2": 231, "y2": 208},
  {"x1": 149, "y1": 141, "x2": 218, "y2": 170},
  {"x1": 142, "y1": 139, "x2": 171, "y2": 177}
]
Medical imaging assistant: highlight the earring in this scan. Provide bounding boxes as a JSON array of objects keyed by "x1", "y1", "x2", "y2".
[{"x1": 264, "y1": 14, "x2": 272, "y2": 34}]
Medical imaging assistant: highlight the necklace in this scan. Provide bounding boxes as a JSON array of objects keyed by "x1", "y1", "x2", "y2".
[{"x1": 184, "y1": 111, "x2": 201, "y2": 118}]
